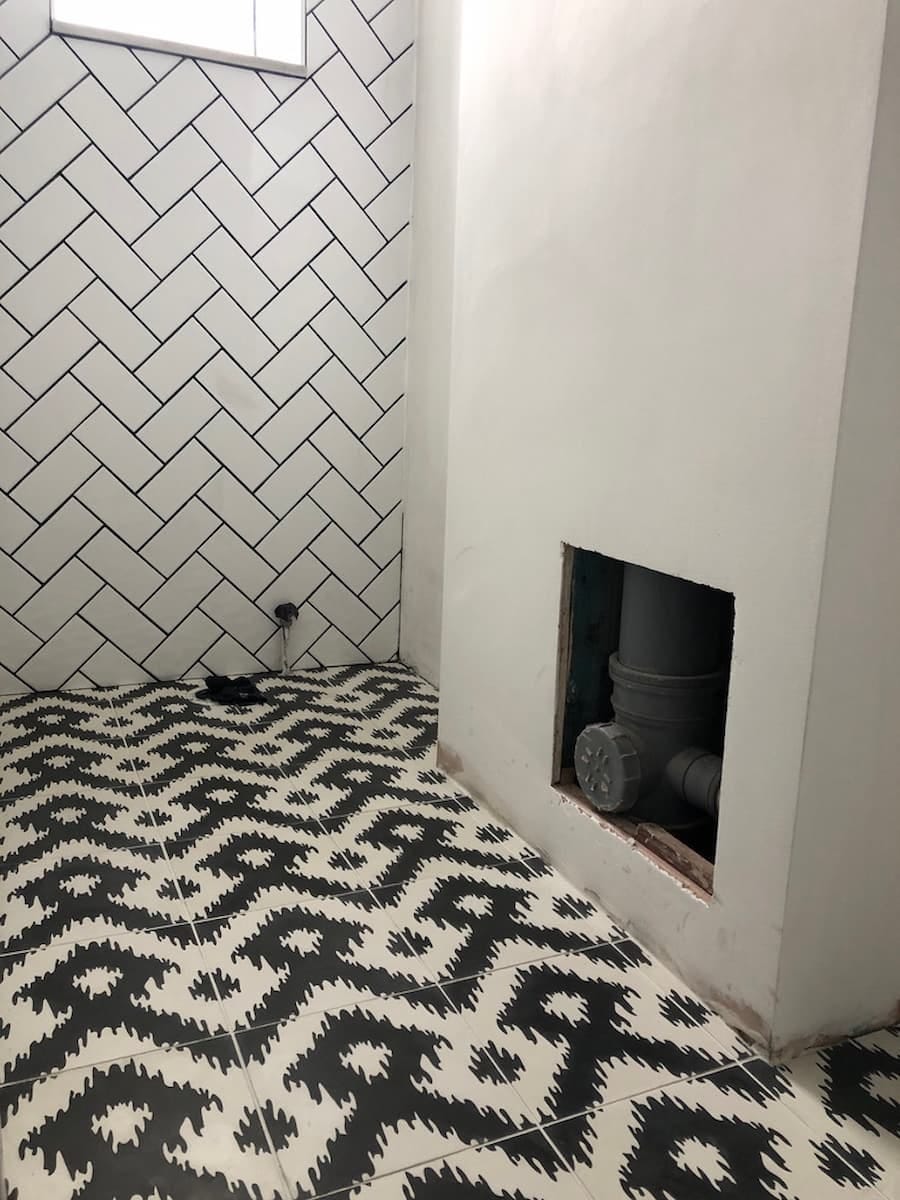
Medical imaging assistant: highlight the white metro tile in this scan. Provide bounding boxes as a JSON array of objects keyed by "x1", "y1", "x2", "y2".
[
  {"x1": 70, "y1": 280, "x2": 159, "y2": 369},
  {"x1": 4, "y1": 310, "x2": 94, "y2": 399},
  {"x1": 197, "y1": 350, "x2": 277, "y2": 430},
  {"x1": 193, "y1": 100, "x2": 278, "y2": 192},
  {"x1": 136, "y1": 320, "x2": 218, "y2": 400},
  {"x1": 134, "y1": 257, "x2": 218, "y2": 340},
  {"x1": 133, "y1": 193, "x2": 217, "y2": 278},
  {"x1": 254, "y1": 144, "x2": 332, "y2": 229},
  {"x1": 314, "y1": 53, "x2": 388, "y2": 145},
  {"x1": 64, "y1": 36, "x2": 155, "y2": 106},
  {"x1": 129, "y1": 60, "x2": 217, "y2": 148},
  {"x1": 195, "y1": 165, "x2": 276, "y2": 254},
  {"x1": 0, "y1": 107, "x2": 87, "y2": 200},
  {"x1": 7, "y1": 375, "x2": 97, "y2": 459},
  {"x1": 76, "y1": 406, "x2": 162, "y2": 489},
  {"x1": 255, "y1": 81, "x2": 334, "y2": 164},
  {"x1": 67, "y1": 214, "x2": 159, "y2": 305},
  {"x1": 0, "y1": 37, "x2": 85, "y2": 128},
  {"x1": 313, "y1": 178, "x2": 385, "y2": 264},
  {"x1": 131, "y1": 127, "x2": 218, "y2": 215},
  {"x1": 73, "y1": 345, "x2": 160, "y2": 428},
  {"x1": 196, "y1": 229, "x2": 276, "y2": 316},
  {"x1": 312, "y1": 299, "x2": 382, "y2": 379},
  {"x1": 313, "y1": 117, "x2": 386, "y2": 205},
  {"x1": 254, "y1": 208, "x2": 332, "y2": 287},
  {"x1": 61, "y1": 76, "x2": 155, "y2": 176},
  {"x1": 0, "y1": 245, "x2": 91, "y2": 334},
  {"x1": 254, "y1": 268, "x2": 330, "y2": 347},
  {"x1": 195, "y1": 291, "x2": 276, "y2": 375},
  {"x1": 316, "y1": 0, "x2": 390, "y2": 83},
  {"x1": 11, "y1": 437, "x2": 98, "y2": 522},
  {"x1": 198, "y1": 61, "x2": 278, "y2": 128},
  {"x1": 0, "y1": 179, "x2": 88, "y2": 269},
  {"x1": 64, "y1": 146, "x2": 156, "y2": 241},
  {"x1": 79, "y1": 529, "x2": 164, "y2": 605}
]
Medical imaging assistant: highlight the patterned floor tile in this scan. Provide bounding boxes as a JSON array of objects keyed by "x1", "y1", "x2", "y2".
[
  {"x1": 257, "y1": 665, "x2": 439, "y2": 773},
  {"x1": 546, "y1": 1064, "x2": 884, "y2": 1198},
  {"x1": 165, "y1": 823, "x2": 356, "y2": 921},
  {"x1": 0, "y1": 1037, "x2": 287, "y2": 1200},
  {"x1": 147, "y1": 773, "x2": 324, "y2": 844},
  {"x1": 745, "y1": 1027, "x2": 900, "y2": 1197},
  {"x1": 443, "y1": 941, "x2": 737, "y2": 1124},
  {"x1": 114, "y1": 681, "x2": 285, "y2": 796},
  {"x1": 339, "y1": 1128, "x2": 590, "y2": 1198},
  {"x1": 319, "y1": 801, "x2": 537, "y2": 893},
  {"x1": 1, "y1": 783, "x2": 159, "y2": 852},
  {"x1": 0, "y1": 690, "x2": 138, "y2": 799},
  {"x1": 372, "y1": 860, "x2": 624, "y2": 985},
  {"x1": 0, "y1": 923, "x2": 226, "y2": 1085},
  {"x1": 276, "y1": 756, "x2": 470, "y2": 823},
  {"x1": 0, "y1": 836, "x2": 186, "y2": 955},
  {"x1": 192, "y1": 891, "x2": 434, "y2": 1031},
  {"x1": 597, "y1": 936, "x2": 753, "y2": 1063},
  {"x1": 238, "y1": 985, "x2": 533, "y2": 1199}
]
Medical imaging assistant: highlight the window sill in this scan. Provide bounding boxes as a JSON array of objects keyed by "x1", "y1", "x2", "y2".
[{"x1": 52, "y1": 21, "x2": 308, "y2": 78}]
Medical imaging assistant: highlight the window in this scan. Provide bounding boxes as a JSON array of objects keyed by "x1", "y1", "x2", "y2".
[{"x1": 51, "y1": 0, "x2": 307, "y2": 75}]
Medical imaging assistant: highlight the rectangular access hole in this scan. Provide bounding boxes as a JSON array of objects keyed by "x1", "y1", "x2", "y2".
[{"x1": 553, "y1": 545, "x2": 734, "y2": 895}]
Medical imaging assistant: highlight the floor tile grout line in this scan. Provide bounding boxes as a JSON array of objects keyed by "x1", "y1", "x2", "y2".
[
  {"x1": 737, "y1": 1057, "x2": 893, "y2": 1192},
  {"x1": 227, "y1": 1028, "x2": 295, "y2": 1200}
]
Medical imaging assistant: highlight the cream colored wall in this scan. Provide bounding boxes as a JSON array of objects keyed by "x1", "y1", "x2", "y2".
[
  {"x1": 399, "y1": 0, "x2": 462, "y2": 685},
  {"x1": 431, "y1": 0, "x2": 885, "y2": 1047},
  {"x1": 773, "y1": 0, "x2": 900, "y2": 1054}
]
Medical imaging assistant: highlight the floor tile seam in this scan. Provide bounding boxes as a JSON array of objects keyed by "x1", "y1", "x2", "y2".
[
  {"x1": 361, "y1": 885, "x2": 630, "y2": 987},
  {"x1": 742, "y1": 1057, "x2": 896, "y2": 1185},
  {"x1": 436, "y1": 973, "x2": 758, "y2": 1128},
  {"x1": 0, "y1": 1026, "x2": 237, "y2": 1093},
  {"x1": 0, "y1": 910, "x2": 205, "y2": 961},
  {"x1": 729, "y1": 1059, "x2": 894, "y2": 1194},
  {"x1": 299, "y1": 1117, "x2": 581, "y2": 1200},
  {"x1": 429, "y1": 929, "x2": 748, "y2": 1065},
  {"x1": 227, "y1": 1028, "x2": 295, "y2": 1200},
  {"x1": 533, "y1": 1126, "x2": 596, "y2": 1199}
]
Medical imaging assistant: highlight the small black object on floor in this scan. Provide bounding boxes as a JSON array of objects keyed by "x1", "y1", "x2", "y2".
[{"x1": 195, "y1": 675, "x2": 265, "y2": 706}]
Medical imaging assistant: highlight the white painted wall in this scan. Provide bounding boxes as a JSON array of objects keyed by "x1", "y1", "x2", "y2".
[
  {"x1": 399, "y1": 0, "x2": 461, "y2": 685},
  {"x1": 435, "y1": 0, "x2": 886, "y2": 1048},
  {"x1": 773, "y1": 0, "x2": 900, "y2": 1053}
]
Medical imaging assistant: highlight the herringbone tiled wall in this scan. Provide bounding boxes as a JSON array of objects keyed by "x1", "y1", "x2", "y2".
[{"x1": 0, "y1": 0, "x2": 412, "y2": 694}]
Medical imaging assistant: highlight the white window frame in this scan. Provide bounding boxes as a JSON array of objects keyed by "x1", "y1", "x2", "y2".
[{"x1": 50, "y1": 0, "x2": 308, "y2": 77}]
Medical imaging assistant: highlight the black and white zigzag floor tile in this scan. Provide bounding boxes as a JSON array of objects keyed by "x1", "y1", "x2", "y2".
[
  {"x1": 165, "y1": 822, "x2": 358, "y2": 922},
  {"x1": 443, "y1": 940, "x2": 738, "y2": 1125},
  {"x1": 272, "y1": 755, "x2": 472, "y2": 824},
  {"x1": 191, "y1": 891, "x2": 434, "y2": 1032},
  {"x1": 146, "y1": 774, "x2": 325, "y2": 845},
  {"x1": 316, "y1": 801, "x2": 538, "y2": 893},
  {"x1": 256, "y1": 665, "x2": 440, "y2": 767},
  {"x1": 0, "y1": 922, "x2": 227, "y2": 1086},
  {"x1": 0, "y1": 835, "x2": 186, "y2": 955},
  {"x1": 0, "y1": 689, "x2": 140, "y2": 800},
  {"x1": 336, "y1": 1127, "x2": 591, "y2": 1199},
  {"x1": 114, "y1": 681, "x2": 288, "y2": 797},
  {"x1": 0, "y1": 1037, "x2": 288, "y2": 1200},
  {"x1": 370, "y1": 861, "x2": 625, "y2": 986},
  {"x1": 238, "y1": 984, "x2": 533, "y2": 1199},
  {"x1": 1, "y1": 782, "x2": 159, "y2": 851},
  {"x1": 744, "y1": 1026, "x2": 900, "y2": 1197},
  {"x1": 545, "y1": 1063, "x2": 884, "y2": 1198}
]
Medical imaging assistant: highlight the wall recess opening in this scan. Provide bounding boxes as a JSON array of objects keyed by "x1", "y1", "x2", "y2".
[{"x1": 553, "y1": 545, "x2": 734, "y2": 894}]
